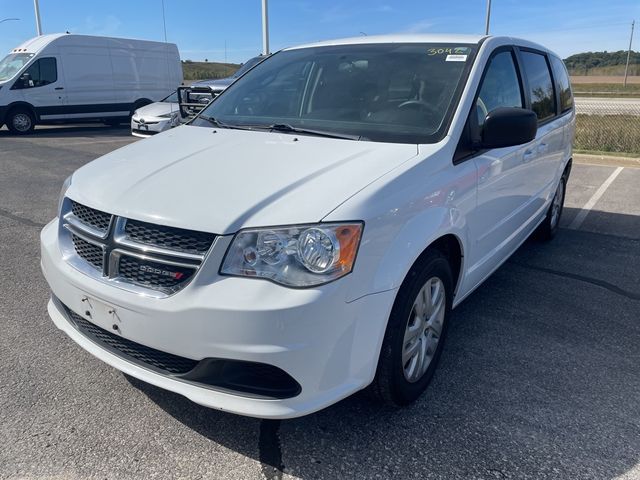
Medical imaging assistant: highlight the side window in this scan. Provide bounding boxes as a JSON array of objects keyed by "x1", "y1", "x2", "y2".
[
  {"x1": 476, "y1": 50, "x2": 523, "y2": 128},
  {"x1": 520, "y1": 51, "x2": 555, "y2": 121},
  {"x1": 550, "y1": 56, "x2": 573, "y2": 113},
  {"x1": 19, "y1": 57, "x2": 57, "y2": 88}
]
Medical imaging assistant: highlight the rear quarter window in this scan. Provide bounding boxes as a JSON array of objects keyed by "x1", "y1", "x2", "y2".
[
  {"x1": 550, "y1": 56, "x2": 573, "y2": 113},
  {"x1": 520, "y1": 51, "x2": 556, "y2": 122}
]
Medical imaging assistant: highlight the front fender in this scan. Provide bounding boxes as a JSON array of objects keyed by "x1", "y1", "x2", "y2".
[
  {"x1": 325, "y1": 147, "x2": 477, "y2": 303},
  {"x1": 365, "y1": 207, "x2": 467, "y2": 297}
]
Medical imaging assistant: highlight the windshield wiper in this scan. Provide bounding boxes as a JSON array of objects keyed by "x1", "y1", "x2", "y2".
[
  {"x1": 198, "y1": 115, "x2": 262, "y2": 132},
  {"x1": 268, "y1": 123, "x2": 362, "y2": 141},
  {"x1": 197, "y1": 115, "x2": 227, "y2": 128},
  {"x1": 198, "y1": 118, "x2": 362, "y2": 140}
]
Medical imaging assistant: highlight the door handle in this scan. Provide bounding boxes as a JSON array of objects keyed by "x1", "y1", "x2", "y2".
[
  {"x1": 537, "y1": 143, "x2": 548, "y2": 154},
  {"x1": 54, "y1": 87, "x2": 64, "y2": 90},
  {"x1": 523, "y1": 149, "x2": 536, "y2": 162}
]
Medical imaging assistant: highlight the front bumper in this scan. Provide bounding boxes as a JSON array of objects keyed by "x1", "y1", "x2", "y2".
[
  {"x1": 130, "y1": 117, "x2": 172, "y2": 137},
  {"x1": 41, "y1": 219, "x2": 396, "y2": 418}
]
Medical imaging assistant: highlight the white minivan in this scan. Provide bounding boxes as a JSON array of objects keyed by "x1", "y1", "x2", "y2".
[
  {"x1": 41, "y1": 34, "x2": 575, "y2": 419},
  {"x1": 0, "y1": 34, "x2": 182, "y2": 133}
]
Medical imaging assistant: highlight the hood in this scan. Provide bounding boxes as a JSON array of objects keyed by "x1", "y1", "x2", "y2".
[
  {"x1": 68, "y1": 125, "x2": 418, "y2": 234},
  {"x1": 192, "y1": 78, "x2": 234, "y2": 91},
  {"x1": 134, "y1": 102, "x2": 178, "y2": 118}
]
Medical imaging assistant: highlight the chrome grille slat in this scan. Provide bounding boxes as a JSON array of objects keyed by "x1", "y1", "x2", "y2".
[
  {"x1": 60, "y1": 199, "x2": 215, "y2": 296},
  {"x1": 70, "y1": 234, "x2": 104, "y2": 270},
  {"x1": 70, "y1": 201, "x2": 112, "y2": 234},
  {"x1": 124, "y1": 219, "x2": 215, "y2": 255}
]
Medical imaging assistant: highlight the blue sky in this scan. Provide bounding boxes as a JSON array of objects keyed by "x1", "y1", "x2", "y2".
[{"x1": 0, "y1": 0, "x2": 638, "y2": 62}]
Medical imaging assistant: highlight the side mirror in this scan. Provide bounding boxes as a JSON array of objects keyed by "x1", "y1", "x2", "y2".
[{"x1": 481, "y1": 107, "x2": 537, "y2": 149}]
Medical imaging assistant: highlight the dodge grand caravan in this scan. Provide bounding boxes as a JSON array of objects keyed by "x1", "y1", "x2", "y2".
[{"x1": 41, "y1": 34, "x2": 575, "y2": 419}]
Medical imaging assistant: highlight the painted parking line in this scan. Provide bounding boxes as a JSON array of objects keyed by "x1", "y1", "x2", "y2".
[{"x1": 568, "y1": 166, "x2": 624, "y2": 230}]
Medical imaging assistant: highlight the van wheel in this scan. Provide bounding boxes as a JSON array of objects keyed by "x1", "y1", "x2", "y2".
[
  {"x1": 537, "y1": 175, "x2": 566, "y2": 241},
  {"x1": 131, "y1": 99, "x2": 152, "y2": 117},
  {"x1": 369, "y1": 250, "x2": 453, "y2": 406},
  {"x1": 7, "y1": 108, "x2": 35, "y2": 134}
]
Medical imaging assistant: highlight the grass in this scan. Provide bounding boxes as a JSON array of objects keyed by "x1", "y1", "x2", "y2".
[
  {"x1": 181, "y1": 61, "x2": 241, "y2": 81},
  {"x1": 575, "y1": 114, "x2": 640, "y2": 155},
  {"x1": 571, "y1": 82, "x2": 640, "y2": 97},
  {"x1": 568, "y1": 64, "x2": 640, "y2": 76}
]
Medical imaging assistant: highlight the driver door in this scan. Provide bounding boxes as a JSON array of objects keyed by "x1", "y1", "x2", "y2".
[
  {"x1": 13, "y1": 56, "x2": 66, "y2": 117},
  {"x1": 463, "y1": 47, "x2": 536, "y2": 291}
]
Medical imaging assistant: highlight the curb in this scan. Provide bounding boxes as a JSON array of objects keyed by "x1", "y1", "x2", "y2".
[{"x1": 573, "y1": 153, "x2": 640, "y2": 168}]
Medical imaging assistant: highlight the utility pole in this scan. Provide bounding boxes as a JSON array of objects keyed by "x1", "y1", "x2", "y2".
[
  {"x1": 485, "y1": 0, "x2": 491, "y2": 35},
  {"x1": 623, "y1": 20, "x2": 635, "y2": 88},
  {"x1": 261, "y1": 0, "x2": 270, "y2": 55},
  {"x1": 161, "y1": 0, "x2": 168, "y2": 42},
  {"x1": 33, "y1": 0, "x2": 42, "y2": 35}
]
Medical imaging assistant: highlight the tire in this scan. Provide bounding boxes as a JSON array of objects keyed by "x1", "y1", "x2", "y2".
[
  {"x1": 130, "y1": 99, "x2": 151, "y2": 117},
  {"x1": 7, "y1": 108, "x2": 35, "y2": 134},
  {"x1": 369, "y1": 250, "x2": 453, "y2": 406},
  {"x1": 536, "y1": 175, "x2": 566, "y2": 241}
]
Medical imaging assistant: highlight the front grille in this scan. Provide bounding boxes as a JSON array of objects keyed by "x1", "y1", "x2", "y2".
[
  {"x1": 71, "y1": 201, "x2": 112, "y2": 233},
  {"x1": 60, "y1": 199, "x2": 215, "y2": 296},
  {"x1": 118, "y1": 256, "x2": 194, "y2": 291},
  {"x1": 66, "y1": 308, "x2": 198, "y2": 374},
  {"x1": 125, "y1": 219, "x2": 215, "y2": 255},
  {"x1": 132, "y1": 129, "x2": 158, "y2": 136},
  {"x1": 71, "y1": 234, "x2": 103, "y2": 270}
]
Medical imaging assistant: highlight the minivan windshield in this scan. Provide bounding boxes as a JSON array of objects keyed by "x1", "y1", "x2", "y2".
[
  {"x1": 193, "y1": 43, "x2": 476, "y2": 143},
  {"x1": 0, "y1": 53, "x2": 35, "y2": 82}
]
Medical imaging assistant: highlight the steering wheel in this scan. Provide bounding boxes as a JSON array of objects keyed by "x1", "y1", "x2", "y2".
[
  {"x1": 397, "y1": 100, "x2": 438, "y2": 116},
  {"x1": 476, "y1": 97, "x2": 489, "y2": 120}
]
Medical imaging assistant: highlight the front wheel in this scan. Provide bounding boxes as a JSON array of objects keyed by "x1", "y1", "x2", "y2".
[
  {"x1": 369, "y1": 250, "x2": 453, "y2": 406},
  {"x1": 7, "y1": 108, "x2": 35, "y2": 134}
]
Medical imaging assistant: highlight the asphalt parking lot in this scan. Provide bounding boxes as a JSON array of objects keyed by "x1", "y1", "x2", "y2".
[{"x1": 1, "y1": 124, "x2": 639, "y2": 480}]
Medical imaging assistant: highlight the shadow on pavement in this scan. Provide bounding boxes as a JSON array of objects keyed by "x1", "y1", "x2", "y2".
[
  {"x1": 0, "y1": 123, "x2": 131, "y2": 138},
  {"x1": 126, "y1": 212, "x2": 640, "y2": 479}
]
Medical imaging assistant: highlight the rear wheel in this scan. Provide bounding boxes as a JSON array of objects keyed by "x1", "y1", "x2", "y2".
[
  {"x1": 7, "y1": 108, "x2": 35, "y2": 134},
  {"x1": 130, "y1": 99, "x2": 152, "y2": 117},
  {"x1": 369, "y1": 250, "x2": 453, "y2": 406},
  {"x1": 537, "y1": 175, "x2": 566, "y2": 241}
]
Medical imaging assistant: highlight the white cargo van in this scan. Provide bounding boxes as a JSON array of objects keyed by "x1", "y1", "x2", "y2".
[{"x1": 0, "y1": 34, "x2": 182, "y2": 134}]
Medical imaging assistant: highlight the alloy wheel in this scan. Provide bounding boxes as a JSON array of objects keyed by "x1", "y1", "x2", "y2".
[
  {"x1": 550, "y1": 179, "x2": 565, "y2": 229},
  {"x1": 13, "y1": 113, "x2": 32, "y2": 132},
  {"x1": 402, "y1": 277, "x2": 446, "y2": 383}
]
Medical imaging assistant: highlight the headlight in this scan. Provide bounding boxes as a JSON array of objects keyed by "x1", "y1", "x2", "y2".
[
  {"x1": 220, "y1": 222, "x2": 363, "y2": 287},
  {"x1": 58, "y1": 175, "x2": 72, "y2": 215}
]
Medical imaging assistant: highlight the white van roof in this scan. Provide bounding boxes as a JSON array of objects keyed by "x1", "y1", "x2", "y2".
[
  {"x1": 9, "y1": 33, "x2": 178, "y2": 55},
  {"x1": 10, "y1": 33, "x2": 67, "y2": 54}
]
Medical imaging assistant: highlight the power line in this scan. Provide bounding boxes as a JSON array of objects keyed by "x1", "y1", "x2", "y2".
[{"x1": 514, "y1": 21, "x2": 631, "y2": 36}]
